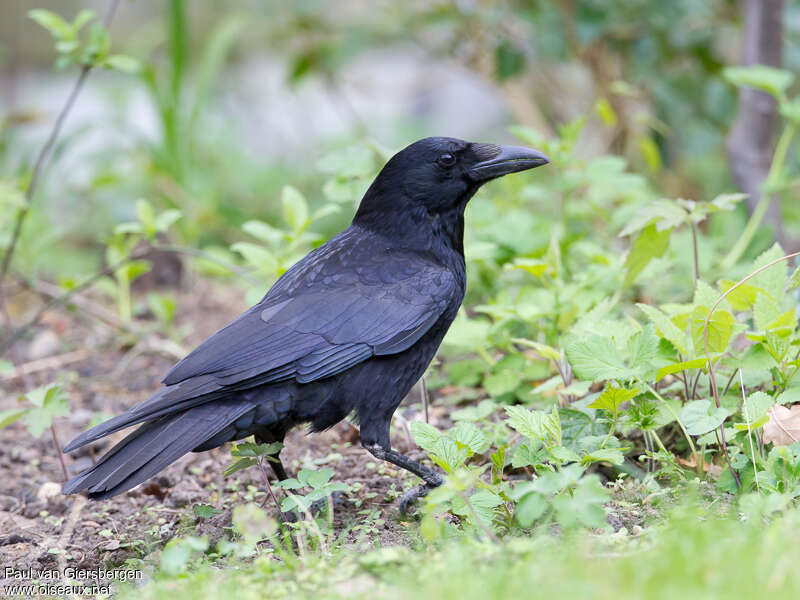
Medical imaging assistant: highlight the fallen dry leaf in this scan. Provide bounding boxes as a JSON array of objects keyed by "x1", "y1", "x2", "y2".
[
  {"x1": 763, "y1": 404, "x2": 800, "y2": 446},
  {"x1": 676, "y1": 455, "x2": 723, "y2": 477}
]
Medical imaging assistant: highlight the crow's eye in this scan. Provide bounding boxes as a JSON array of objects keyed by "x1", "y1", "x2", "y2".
[{"x1": 437, "y1": 153, "x2": 456, "y2": 167}]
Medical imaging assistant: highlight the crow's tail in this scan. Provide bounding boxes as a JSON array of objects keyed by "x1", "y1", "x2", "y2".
[{"x1": 62, "y1": 400, "x2": 253, "y2": 499}]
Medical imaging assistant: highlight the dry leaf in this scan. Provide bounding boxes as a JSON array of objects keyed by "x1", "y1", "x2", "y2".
[
  {"x1": 762, "y1": 404, "x2": 800, "y2": 446},
  {"x1": 676, "y1": 455, "x2": 723, "y2": 477}
]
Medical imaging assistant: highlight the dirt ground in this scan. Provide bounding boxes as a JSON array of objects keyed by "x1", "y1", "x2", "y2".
[{"x1": 0, "y1": 276, "x2": 433, "y2": 587}]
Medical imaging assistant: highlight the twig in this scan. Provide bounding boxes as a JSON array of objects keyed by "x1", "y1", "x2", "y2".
[
  {"x1": 0, "y1": 251, "x2": 146, "y2": 356},
  {"x1": 703, "y1": 250, "x2": 800, "y2": 490},
  {"x1": 0, "y1": 349, "x2": 89, "y2": 381},
  {"x1": 51, "y1": 424, "x2": 69, "y2": 482},
  {"x1": 0, "y1": 0, "x2": 122, "y2": 294}
]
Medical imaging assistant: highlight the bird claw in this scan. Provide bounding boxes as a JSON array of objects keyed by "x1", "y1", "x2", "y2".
[{"x1": 398, "y1": 483, "x2": 438, "y2": 516}]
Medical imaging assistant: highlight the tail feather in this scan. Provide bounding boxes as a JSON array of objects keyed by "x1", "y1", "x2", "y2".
[{"x1": 62, "y1": 400, "x2": 253, "y2": 499}]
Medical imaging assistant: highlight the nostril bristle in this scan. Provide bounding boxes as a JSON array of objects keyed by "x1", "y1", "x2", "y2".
[{"x1": 471, "y1": 143, "x2": 502, "y2": 161}]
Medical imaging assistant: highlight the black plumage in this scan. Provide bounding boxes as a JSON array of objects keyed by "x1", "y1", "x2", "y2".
[{"x1": 62, "y1": 137, "x2": 549, "y2": 508}]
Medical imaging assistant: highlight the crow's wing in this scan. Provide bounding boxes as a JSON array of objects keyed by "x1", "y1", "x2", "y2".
[{"x1": 163, "y1": 230, "x2": 460, "y2": 388}]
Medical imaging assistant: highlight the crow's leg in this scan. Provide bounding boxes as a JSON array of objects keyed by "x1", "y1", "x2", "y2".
[
  {"x1": 362, "y1": 442, "x2": 444, "y2": 514},
  {"x1": 254, "y1": 429, "x2": 288, "y2": 482}
]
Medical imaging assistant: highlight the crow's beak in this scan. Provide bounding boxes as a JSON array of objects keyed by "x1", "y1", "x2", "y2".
[{"x1": 467, "y1": 144, "x2": 550, "y2": 182}]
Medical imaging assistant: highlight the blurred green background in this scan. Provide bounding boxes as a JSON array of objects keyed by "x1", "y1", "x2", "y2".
[{"x1": 2, "y1": 0, "x2": 799, "y2": 286}]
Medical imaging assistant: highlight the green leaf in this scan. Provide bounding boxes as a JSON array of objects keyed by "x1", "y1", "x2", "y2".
[
  {"x1": 723, "y1": 65, "x2": 794, "y2": 99},
  {"x1": 719, "y1": 280, "x2": 761, "y2": 311},
  {"x1": 680, "y1": 399, "x2": 731, "y2": 436},
  {"x1": 29, "y1": 9, "x2": 73, "y2": 39},
  {"x1": 627, "y1": 326, "x2": 659, "y2": 377},
  {"x1": 231, "y1": 242, "x2": 278, "y2": 274},
  {"x1": 305, "y1": 468, "x2": 334, "y2": 489},
  {"x1": 655, "y1": 358, "x2": 708, "y2": 382},
  {"x1": 483, "y1": 370, "x2": 519, "y2": 397},
  {"x1": 104, "y1": 54, "x2": 141, "y2": 73},
  {"x1": 619, "y1": 200, "x2": 686, "y2": 237},
  {"x1": 588, "y1": 385, "x2": 639, "y2": 413},
  {"x1": 739, "y1": 391, "x2": 775, "y2": 427},
  {"x1": 564, "y1": 334, "x2": 631, "y2": 381},
  {"x1": 637, "y1": 304, "x2": 691, "y2": 356},
  {"x1": 155, "y1": 209, "x2": 182, "y2": 232},
  {"x1": 582, "y1": 448, "x2": 625, "y2": 465},
  {"x1": 193, "y1": 504, "x2": 221, "y2": 518},
  {"x1": 242, "y1": 220, "x2": 283, "y2": 245},
  {"x1": 224, "y1": 457, "x2": 256, "y2": 476},
  {"x1": 504, "y1": 406, "x2": 561, "y2": 447},
  {"x1": 410, "y1": 421, "x2": 444, "y2": 454},
  {"x1": 750, "y1": 243, "x2": 786, "y2": 301},
  {"x1": 281, "y1": 185, "x2": 308, "y2": 231},
  {"x1": 0, "y1": 409, "x2": 25, "y2": 429},
  {"x1": 136, "y1": 199, "x2": 156, "y2": 235},
  {"x1": 623, "y1": 224, "x2": 671, "y2": 285},
  {"x1": 514, "y1": 492, "x2": 548, "y2": 527},
  {"x1": 789, "y1": 267, "x2": 800, "y2": 291},
  {"x1": 21, "y1": 384, "x2": 70, "y2": 438},
  {"x1": 691, "y1": 306, "x2": 734, "y2": 355},
  {"x1": 754, "y1": 292, "x2": 780, "y2": 332},
  {"x1": 450, "y1": 422, "x2": 490, "y2": 455}
]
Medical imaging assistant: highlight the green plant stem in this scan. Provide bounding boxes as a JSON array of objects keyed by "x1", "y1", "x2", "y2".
[
  {"x1": 645, "y1": 384, "x2": 698, "y2": 464},
  {"x1": 722, "y1": 122, "x2": 796, "y2": 270}
]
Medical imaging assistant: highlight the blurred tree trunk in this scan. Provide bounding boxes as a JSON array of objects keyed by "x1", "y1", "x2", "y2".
[{"x1": 726, "y1": 0, "x2": 785, "y2": 242}]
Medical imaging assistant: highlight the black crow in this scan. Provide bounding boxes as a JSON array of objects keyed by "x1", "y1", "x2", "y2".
[{"x1": 62, "y1": 137, "x2": 549, "y2": 510}]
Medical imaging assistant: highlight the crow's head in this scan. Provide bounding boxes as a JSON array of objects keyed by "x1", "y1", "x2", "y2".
[{"x1": 355, "y1": 137, "x2": 549, "y2": 228}]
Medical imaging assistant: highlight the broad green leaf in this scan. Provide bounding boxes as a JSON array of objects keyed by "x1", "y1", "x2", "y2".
[
  {"x1": 680, "y1": 399, "x2": 731, "y2": 436},
  {"x1": 719, "y1": 280, "x2": 761, "y2": 311},
  {"x1": 627, "y1": 326, "x2": 659, "y2": 376},
  {"x1": 514, "y1": 492, "x2": 548, "y2": 527},
  {"x1": 450, "y1": 422, "x2": 490, "y2": 455},
  {"x1": 410, "y1": 421, "x2": 444, "y2": 454},
  {"x1": 588, "y1": 385, "x2": 639, "y2": 413},
  {"x1": 750, "y1": 243, "x2": 786, "y2": 301},
  {"x1": 656, "y1": 358, "x2": 708, "y2": 382},
  {"x1": 694, "y1": 280, "x2": 721, "y2": 309},
  {"x1": 691, "y1": 306, "x2": 734, "y2": 355},
  {"x1": 564, "y1": 334, "x2": 631, "y2": 381},
  {"x1": 739, "y1": 391, "x2": 775, "y2": 426},
  {"x1": 623, "y1": 224, "x2": 671, "y2": 285},
  {"x1": 504, "y1": 405, "x2": 561, "y2": 446},
  {"x1": 637, "y1": 303, "x2": 691, "y2": 356}
]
